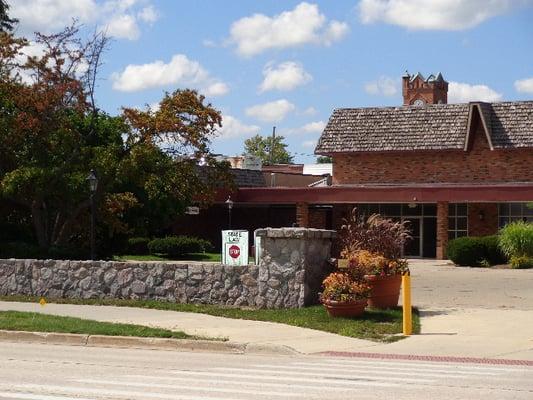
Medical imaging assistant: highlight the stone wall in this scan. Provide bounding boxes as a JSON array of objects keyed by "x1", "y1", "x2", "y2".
[
  {"x1": 255, "y1": 228, "x2": 335, "y2": 307},
  {"x1": 0, "y1": 228, "x2": 335, "y2": 308}
]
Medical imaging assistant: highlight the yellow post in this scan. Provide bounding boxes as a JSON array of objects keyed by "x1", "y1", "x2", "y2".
[{"x1": 402, "y1": 273, "x2": 412, "y2": 336}]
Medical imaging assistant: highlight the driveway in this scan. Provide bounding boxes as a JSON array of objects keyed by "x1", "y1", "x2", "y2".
[
  {"x1": 381, "y1": 259, "x2": 533, "y2": 360},
  {"x1": 407, "y1": 259, "x2": 533, "y2": 310}
]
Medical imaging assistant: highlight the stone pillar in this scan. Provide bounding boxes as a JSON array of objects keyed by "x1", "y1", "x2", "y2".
[
  {"x1": 468, "y1": 203, "x2": 498, "y2": 236},
  {"x1": 436, "y1": 201, "x2": 449, "y2": 260},
  {"x1": 255, "y1": 228, "x2": 336, "y2": 308},
  {"x1": 296, "y1": 202, "x2": 309, "y2": 227}
]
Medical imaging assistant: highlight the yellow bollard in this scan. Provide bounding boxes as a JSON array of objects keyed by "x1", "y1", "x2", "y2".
[{"x1": 402, "y1": 273, "x2": 412, "y2": 336}]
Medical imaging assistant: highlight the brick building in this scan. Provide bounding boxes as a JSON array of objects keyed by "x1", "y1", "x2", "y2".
[{"x1": 231, "y1": 73, "x2": 533, "y2": 259}]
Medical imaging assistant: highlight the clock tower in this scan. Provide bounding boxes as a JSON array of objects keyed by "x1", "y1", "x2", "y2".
[{"x1": 402, "y1": 72, "x2": 448, "y2": 106}]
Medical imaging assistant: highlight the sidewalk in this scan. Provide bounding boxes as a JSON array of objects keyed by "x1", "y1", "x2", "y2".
[
  {"x1": 1, "y1": 260, "x2": 532, "y2": 360},
  {"x1": 1, "y1": 300, "x2": 532, "y2": 360}
]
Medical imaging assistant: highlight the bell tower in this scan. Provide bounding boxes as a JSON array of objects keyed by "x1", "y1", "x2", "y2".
[{"x1": 402, "y1": 72, "x2": 448, "y2": 106}]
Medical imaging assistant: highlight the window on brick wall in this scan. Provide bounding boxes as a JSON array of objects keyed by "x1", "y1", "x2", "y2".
[
  {"x1": 498, "y1": 203, "x2": 533, "y2": 228},
  {"x1": 448, "y1": 203, "x2": 468, "y2": 240}
]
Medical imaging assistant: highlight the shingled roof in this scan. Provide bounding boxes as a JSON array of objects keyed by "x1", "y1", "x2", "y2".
[{"x1": 315, "y1": 101, "x2": 533, "y2": 154}]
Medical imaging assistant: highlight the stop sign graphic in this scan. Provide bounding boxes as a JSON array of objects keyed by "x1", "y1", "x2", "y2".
[{"x1": 229, "y1": 245, "x2": 240, "y2": 259}]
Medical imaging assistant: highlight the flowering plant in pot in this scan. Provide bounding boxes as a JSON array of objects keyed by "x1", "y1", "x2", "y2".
[
  {"x1": 346, "y1": 250, "x2": 409, "y2": 309},
  {"x1": 340, "y1": 209, "x2": 411, "y2": 309},
  {"x1": 320, "y1": 272, "x2": 371, "y2": 318}
]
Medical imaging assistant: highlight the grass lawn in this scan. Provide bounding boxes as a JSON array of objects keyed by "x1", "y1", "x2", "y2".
[
  {"x1": 0, "y1": 310, "x2": 199, "y2": 339},
  {"x1": 0, "y1": 296, "x2": 419, "y2": 342}
]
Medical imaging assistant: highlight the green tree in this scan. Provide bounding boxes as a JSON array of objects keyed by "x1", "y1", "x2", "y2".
[
  {"x1": 0, "y1": 0, "x2": 17, "y2": 32},
  {"x1": 243, "y1": 134, "x2": 293, "y2": 165},
  {"x1": 0, "y1": 26, "x2": 231, "y2": 253},
  {"x1": 316, "y1": 156, "x2": 332, "y2": 164}
]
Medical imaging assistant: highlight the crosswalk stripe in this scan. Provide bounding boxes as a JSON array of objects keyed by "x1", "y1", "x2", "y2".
[
  {"x1": 211, "y1": 367, "x2": 436, "y2": 383},
  {"x1": 311, "y1": 358, "x2": 527, "y2": 372},
  {"x1": 89, "y1": 375, "x2": 390, "y2": 392},
  {"x1": 75, "y1": 379, "x2": 300, "y2": 397},
  {"x1": 11, "y1": 385, "x2": 237, "y2": 400},
  {"x1": 251, "y1": 364, "x2": 472, "y2": 378},
  {"x1": 127, "y1": 372, "x2": 400, "y2": 388},
  {"x1": 0, "y1": 393, "x2": 96, "y2": 400},
  {"x1": 286, "y1": 362, "x2": 500, "y2": 376}
]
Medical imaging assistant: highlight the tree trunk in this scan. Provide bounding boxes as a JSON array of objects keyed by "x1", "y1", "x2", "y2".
[{"x1": 31, "y1": 200, "x2": 48, "y2": 249}]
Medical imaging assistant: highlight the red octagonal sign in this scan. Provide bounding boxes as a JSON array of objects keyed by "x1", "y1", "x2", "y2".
[{"x1": 229, "y1": 245, "x2": 241, "y2": 259}]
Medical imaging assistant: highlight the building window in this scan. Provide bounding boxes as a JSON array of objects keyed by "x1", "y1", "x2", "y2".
[
  {"x1": 498, "y1": 203, "x2": 533, "y2": 228},
  {"x1": 448, "y1": 203, "x2": 468, "y2": 240}
]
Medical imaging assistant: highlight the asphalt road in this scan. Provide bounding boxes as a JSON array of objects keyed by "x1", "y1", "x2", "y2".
[{"x1": 0, "y1": 342, "x2": 532, "y2": 400}]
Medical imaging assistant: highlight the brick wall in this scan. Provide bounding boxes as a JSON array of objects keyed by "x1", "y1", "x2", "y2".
[
  {"x1": 468, "y1": 203, "x2": 499, "y2": 236},
  {"x1": 333, "y1": 123, "x2": 533, "y2": 185}
]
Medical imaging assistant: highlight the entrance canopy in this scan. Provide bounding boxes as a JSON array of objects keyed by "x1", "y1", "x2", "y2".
[{"x1": 233, "y1": 183, "x2": 533, "y2": 204}]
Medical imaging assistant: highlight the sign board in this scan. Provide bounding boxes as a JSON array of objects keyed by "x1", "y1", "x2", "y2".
[
  {"x1": 253, "y1": 230, "x2": 262, "y2": 265},
  {"x1": 222, "y1": 230, "x2": 249, "y2": 266},
  {"x1": 185, "y1": 206, "x2": 200, "y2": 215}
]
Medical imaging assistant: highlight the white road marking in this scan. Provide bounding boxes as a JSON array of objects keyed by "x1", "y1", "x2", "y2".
[
  {"x1": 86, "y1": 375, "x2": 385, "y2": 392},
  {"x1": 0, "y1": 393, "x2": 96, "y2": 400},
  {"x1": 212, "y1": 367, "x2": 435, "y2": 383},
  {"x1": 10, "y1": 385, "x2": 238, "y2": 400},
  {"x1": 75, "y1": 378, "x2": 300, "y2": 397},
  {"x1": 127, "y1": 371, "x2": 400, "y2": 388},
  {"x1": 284, "y1": 362, "x2": 500, "y2": 376}
]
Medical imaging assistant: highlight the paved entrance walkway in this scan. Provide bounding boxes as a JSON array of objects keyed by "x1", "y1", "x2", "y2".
[{"x1": 1, "y1": 260, "x2": 532, "y2": 359}]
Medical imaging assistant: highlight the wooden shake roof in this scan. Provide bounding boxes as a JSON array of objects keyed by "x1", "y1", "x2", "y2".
[{"x1": 315, "y1": 101, "x2": 533, "y2": 154}]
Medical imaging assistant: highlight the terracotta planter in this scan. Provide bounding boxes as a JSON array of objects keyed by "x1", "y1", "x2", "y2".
[
  {"x1": 365, "y1": 274, "x2": 402, "y2": 309},
  {"x1": 322, "y1": 299, "x2": 368, "y2": 318}
]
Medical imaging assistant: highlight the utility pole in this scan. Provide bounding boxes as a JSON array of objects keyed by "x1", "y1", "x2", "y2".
[{"x1": 269, "y1": 126, "x2": 276, "y2": 165}]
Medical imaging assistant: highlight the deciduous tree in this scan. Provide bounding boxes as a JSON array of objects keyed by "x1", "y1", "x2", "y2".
[{"x1": 243, "y1": 134, "x2": 293, "y2": 165}]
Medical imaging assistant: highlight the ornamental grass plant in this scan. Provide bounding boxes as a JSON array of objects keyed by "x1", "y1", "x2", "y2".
[{"x1": 498, "y1": 221, "x2": 533, "y2": 269}]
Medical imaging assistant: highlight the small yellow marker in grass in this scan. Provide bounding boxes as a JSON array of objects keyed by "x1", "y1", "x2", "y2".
[
  {"x1": 402, "y1": 272, "x2": 412, "y2": 336},
  {"x1": 39, "y1": 297, "x2": 47, "y2": 307}
]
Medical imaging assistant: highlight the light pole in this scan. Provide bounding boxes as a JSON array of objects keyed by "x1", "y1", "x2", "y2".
[
  {"x1": 86, "y1": 170, "x2": 98, "y2": 260},
  {"x1": 225, "y1": 196, "x2": 234, "y2": 230}
]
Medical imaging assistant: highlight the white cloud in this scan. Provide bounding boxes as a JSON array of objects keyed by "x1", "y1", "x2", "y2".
[
  {"x1": 10, "y1": 0, "x2": 98, "y2": 33},
  {"x1": 106, "y1": 14, "x2": 140, "y2": 40},
  {"x1": 10, "y1": 0, "x2": 158, "y2": 41},
  {"x1": 302, "y1": 106, "x2": 317, "y2": 115},
  {"x1": 514, "y1": 78, "x2": 533, "y2": 94},
  {"x1": 358, "y1": 0, "x2": 531, "y2": 30},
  {"x1": 204, "y1": 82, "x2": 230, "y2": 97},
  {"x1": 259, "y1": 61, "x2": 312, "y2": 92},
  {"x1": 202, "y1": 39, "x2": 217, "y2": 48},
  {"x1": 138, "y1": 6, "x2": 158, "y2": 23},
  {"x1": 216, "y1": 115, "x2": 260, "y2": 140},
  {"x1": 448, "y1": 81, "x2": 503, "y2": 103},
  {"x1": 300, "y1": 120, "x2": 326, "y2": 133},
  {"x1": 284, "y1": 120, "x2": 326, "y2": 136},
  {"x1": 364, "y1": 76, "x2": 398, "y2": 96},
  {"x1": 229, "y1": 2, "x2": 349, "y2": 56},
  {"x1": 302, "y1": 139, "x2": 317, "y2": 148},
  {"x1": 111, "y1": 54, "x2": 229, "y2": 96},
  {"x1": 245, "y1": 99, "x2": 295, "y2": 123}
]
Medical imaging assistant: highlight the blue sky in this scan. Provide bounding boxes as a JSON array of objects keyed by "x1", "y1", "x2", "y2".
[{"x1": 9, "y1": 0, "x2": 533, "y2": 163}]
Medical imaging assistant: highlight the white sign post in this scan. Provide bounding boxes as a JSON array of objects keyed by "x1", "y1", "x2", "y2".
[{"x1": 222, "y1": 230, "x2": 249, "y2": 266}]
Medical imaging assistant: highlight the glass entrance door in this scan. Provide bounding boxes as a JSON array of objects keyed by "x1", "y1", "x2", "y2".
[{"x1": 403, "y1": 217, "x2": 422, "y2": 258}]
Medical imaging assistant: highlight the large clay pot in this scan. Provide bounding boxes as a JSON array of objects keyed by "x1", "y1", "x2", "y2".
[
  {"x1": 322, "y1": 299, "x2": 368, "y2": 318},
  {"x1": 365, "y1": 274, "x2": 402, "y2": 309}
]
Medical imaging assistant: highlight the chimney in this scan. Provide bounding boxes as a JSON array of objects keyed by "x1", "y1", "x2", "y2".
[{"x1": 402, "y1": 71, "x2": 448, "y2": 106}]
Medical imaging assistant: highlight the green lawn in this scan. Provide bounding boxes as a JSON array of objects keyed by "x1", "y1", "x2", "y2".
[
  {"x1": 0, "y1": 296, "x2": 419, "y2": 342},
  {"x1": 0, "y1": 310, "x2": 200, "y2": 339}
]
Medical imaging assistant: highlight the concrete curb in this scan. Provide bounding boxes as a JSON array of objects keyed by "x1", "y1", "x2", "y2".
[{"x1": 0, "y1": 330, "x2": 299, "y2": 355}]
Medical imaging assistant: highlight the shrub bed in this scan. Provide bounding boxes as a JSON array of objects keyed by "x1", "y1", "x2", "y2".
[
  {"x1": 126, "y1": 237, "x2": 150, "y2": 255},
  {"x1": 147, "y1": 236, "x2": 212, "y2": 258},
  {"x1": 447, "y1": 235, "x2": 507, "y2": 267}
]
